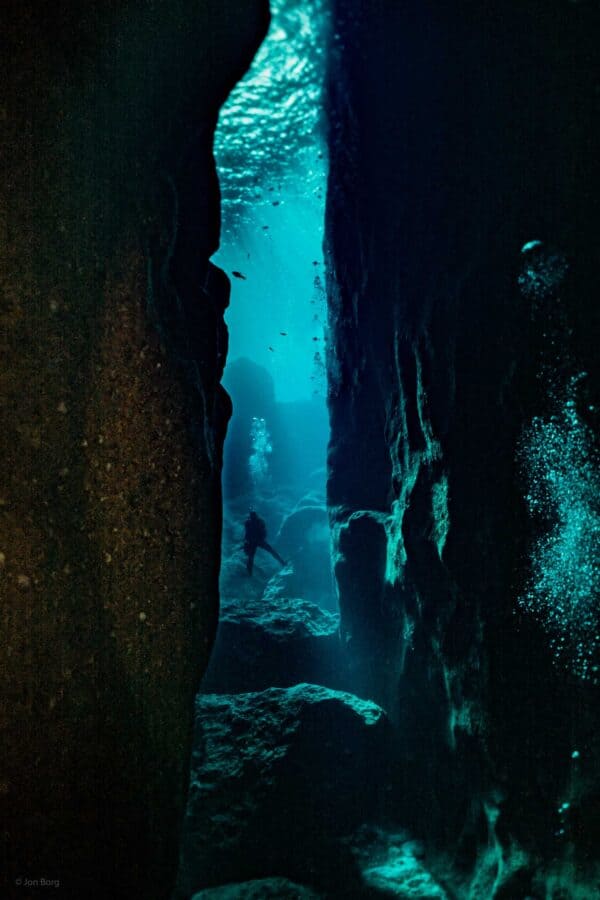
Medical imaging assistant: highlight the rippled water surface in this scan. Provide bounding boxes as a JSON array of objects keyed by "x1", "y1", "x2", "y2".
[
  {"x1": 213, "y1": 0, "x2": 329, "y2": 404},
  {"x1": 216, "y1": 0, "x2": 329, "y2": 234}
]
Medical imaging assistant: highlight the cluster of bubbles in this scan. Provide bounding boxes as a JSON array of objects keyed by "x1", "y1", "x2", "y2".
[
  {"x1": 518, "y1": 372, "x2": 600, "y2": 683},
  {"x1": 310, "y1": 273, "x2": 327, "y2": 396},
  {"x1": 517, "y1": 241, "x2": 599, "y2": 682},
  {"x1": 518, "y1": 240, "x2": 569, "y2": 303},
  {"x1": 249, "y1": 416, "x2": 273, "y2": 488}
]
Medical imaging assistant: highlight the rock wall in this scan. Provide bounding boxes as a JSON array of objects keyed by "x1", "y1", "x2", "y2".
[
  {"x1": 325, "y1": 1, "x2": 600, "y2": 895},
  {"x1": 0, "y1": 2, "x2": 268, "y2": 897}
]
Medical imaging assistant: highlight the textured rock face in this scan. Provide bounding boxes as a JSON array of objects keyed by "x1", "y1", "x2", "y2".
[
  {"x1": 349, "y1": 827, "x2": 448, "y2": 900},
  {"x1": 0, "y1": 2, "x2": 268, "y2": 898},
  {"x1": 201, "y1": 590, "x2": 343, "y2": 693},
  {"x1": 326, "y1": 0, "x2": 600, "y2": 895},
  {"x1": 178, "y1": 684, "x2": 393, "y2": 896}
]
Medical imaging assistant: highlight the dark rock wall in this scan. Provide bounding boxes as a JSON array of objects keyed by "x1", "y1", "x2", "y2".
[
  {"x1": 326, "y1": 0, "x2": 599, "y2": 892},
  {"x1": 0, "y1": 2, "x2": 268, "y2": 898}
]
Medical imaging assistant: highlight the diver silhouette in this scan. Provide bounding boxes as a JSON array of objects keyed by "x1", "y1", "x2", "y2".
[{"x1": 243, "y1": 510, "x2": 286, "y2": 575}]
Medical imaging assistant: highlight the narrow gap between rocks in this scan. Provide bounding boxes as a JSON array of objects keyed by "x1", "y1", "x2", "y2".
[{"x1": 174, "y1": 4, "x2": 448, "y2": 899}]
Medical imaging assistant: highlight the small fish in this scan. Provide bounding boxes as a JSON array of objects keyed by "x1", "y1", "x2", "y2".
[
  {"x1": 232, "y1": 271, "x2": 246, "y2": 280},
  {"x1": 312, "y1": 261, "x2": 319, "y2": 266},
  {"x1": 268, "y1": 346, "x2": 275, "y2": 352},
  {"x1": 280, "y1": 332, "x2": 287, "y2": 336},
  {"x1": 312, "y1": 336, "x2": 320, "y2": 341},
  {"x1": 262, "y1": 225, "x2": 269, "y2": 230},
  {"x1": 272, "y1": 201, "x2": 280, "y2": 207}
]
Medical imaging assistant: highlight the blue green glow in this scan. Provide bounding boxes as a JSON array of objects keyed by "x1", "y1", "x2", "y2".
[
  {"x1": 249, "y1": 416, "x2": 272, "y2": 487},
  {"x1": 519, "y1": 373, "x2": 600, "y2": 683},
  {"x1": 214, "y1": 0, "x2": 329, "y2": 404}
]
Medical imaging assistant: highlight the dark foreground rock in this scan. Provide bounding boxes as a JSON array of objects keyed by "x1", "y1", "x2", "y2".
[
  {"x1": 176, "y1": 684, "x2": 393, "y2": 897},
  {"x1": 201, "y1": 588, "x2": 344, "y2": 693},
  {"x1": 192, "y1": 878, "x2": 323, "y2": 899},
  {"x1": 1, "y1": 2, "x2": 268, "y2": 897}
]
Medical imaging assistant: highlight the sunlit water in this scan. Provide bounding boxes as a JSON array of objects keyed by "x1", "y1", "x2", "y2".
[
  {"x1": 212, "y1": 0, "x2": 332, "y2": 616},
  {"x1": 213, "y1": 0, "x2": 330, "y2": 405}
]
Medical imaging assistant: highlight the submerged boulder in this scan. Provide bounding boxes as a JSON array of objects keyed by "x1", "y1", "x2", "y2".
[
  {"x1": 192, "y1": 878, "x2": 323, "y2": 899},
  {"x1": 277, "y1": 504, "x2": 330, "y2": 552},
  {"x1": 177, "y1": 684, "x2": 393, "y2": 897},
  {"x1": 276, "y1": 503, "x2": 336, "y2": 610},
  {"x1": 201, "y1": 590, "x2": 344, "y2": 693},
  {"x1": 347, "y1": 827, "x2": 449, "y2": 899}
]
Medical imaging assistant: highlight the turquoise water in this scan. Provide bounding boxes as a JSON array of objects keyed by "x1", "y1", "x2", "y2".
[{"x1": 213, "y1": 0, "x2": 330, "y2": 405}]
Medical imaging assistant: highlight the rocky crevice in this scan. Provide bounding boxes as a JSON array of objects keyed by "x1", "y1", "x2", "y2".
[
  {"x1": 176, "y1": 528, "x2": 453, "y2": 899},
  {"x1": 0, "y1": 3, "x2": 269, "y2": 897},
  {"x1": 325, "y1": 1, "x2": 600, "y2": 896}
]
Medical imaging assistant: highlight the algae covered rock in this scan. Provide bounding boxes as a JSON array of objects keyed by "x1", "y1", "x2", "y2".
[
  {"x1": 347, "y1": 827, "x2": 448, "y2": 899},
  {"x1": 177, "y1": 684, "x2": 393, "y2": 896},
  {"x1": 192, "y1": 877, "x2": 323, "y2": 899}
]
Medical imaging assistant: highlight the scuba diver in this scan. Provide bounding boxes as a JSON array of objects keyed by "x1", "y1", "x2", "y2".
[{"x1": 243, "y1": 510, "x2": 286, "y2": 575}]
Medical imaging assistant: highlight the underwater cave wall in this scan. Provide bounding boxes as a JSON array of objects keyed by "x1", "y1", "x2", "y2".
[
  {"x1": 0, "y1": 2, "x2": 268, "y2": 898},
  {"x1": 326, "y1": 0, "x2": 600, "y2": 891}
]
